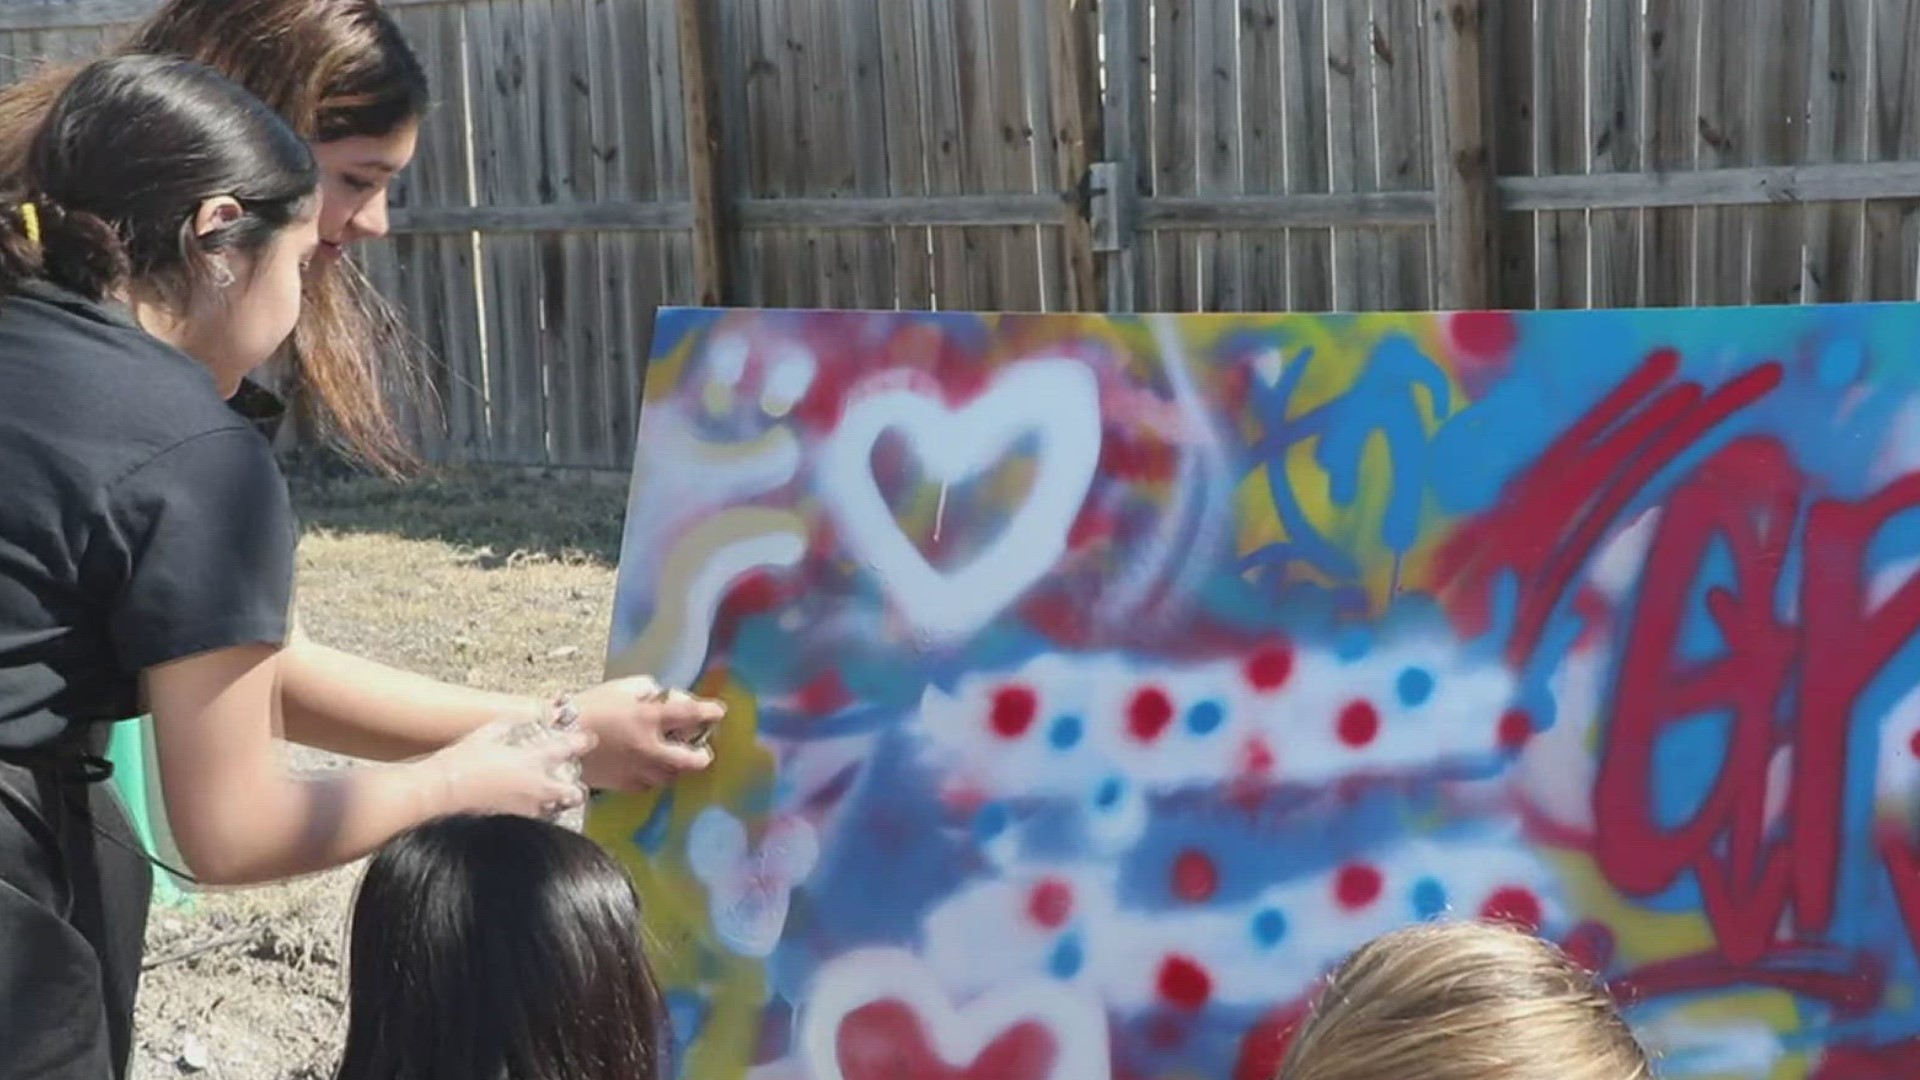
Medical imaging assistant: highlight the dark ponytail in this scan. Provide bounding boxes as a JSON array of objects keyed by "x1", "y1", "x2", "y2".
[
  {"x1": 0, "y1": 54, "x2": 314, "y2": 307},
  {"x1": 0, "y1": 197, "x2": 129, "y2": 301}
]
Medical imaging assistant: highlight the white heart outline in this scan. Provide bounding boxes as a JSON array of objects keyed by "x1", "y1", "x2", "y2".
[
  {"x1": 800, "y1": 948, "x2": 1110, "y2": 1080},
  {"x1": 818, "y1": 359, "x2": 1102, "y2": 642}
]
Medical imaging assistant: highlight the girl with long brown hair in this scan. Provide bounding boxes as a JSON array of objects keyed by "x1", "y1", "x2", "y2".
[
  {"x1": 0, "y1": 9, "x2": 725, "y2": 1077},
  {"x1": 0, "y1": 4, "x2": 719, "y2": 798}
]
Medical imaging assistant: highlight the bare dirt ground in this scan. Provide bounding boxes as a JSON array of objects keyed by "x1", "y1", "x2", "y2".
[{"x1": 130, "y1": 462, "x2": 633, "y2": 1080}]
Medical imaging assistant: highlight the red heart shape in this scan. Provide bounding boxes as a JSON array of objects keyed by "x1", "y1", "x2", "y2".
[{"x1": 837, "y1": 999, "x2": 1059, "y2": 1080}]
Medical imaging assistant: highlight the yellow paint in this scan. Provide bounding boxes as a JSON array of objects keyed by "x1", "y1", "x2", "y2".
[
  {"x1": 588, "y1": 675, "x2": 779, "y2": 1080},
  {"x1": 1235, "y1": 466, "x2": 1288, "y2": 557},
  {"x1": 604, "y1": 506, "x2": 808, "y2": 682}
]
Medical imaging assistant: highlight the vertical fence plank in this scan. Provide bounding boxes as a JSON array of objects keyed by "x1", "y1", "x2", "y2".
[
  {"x1": 1867, "y1": 0, "x2": 1920, "y2": 300},
  {"x1": 1694, "y1": 4, "x2": 1746, "y2": 305},
  {"x1": 1805, "y1": 0, "x2": 1872, "y2": 301},
  {"x1": 1240, "y1": 0, "x2": 1290, "y2": 312},
  {"x1": 843, "y1": 0, "x2": 897, "y2": 309},
  {"x1": 1533, "y1": 0, "x2": 1588, "y2": 308},
  {"x1": 1374, "y1": 0, "x2": 1431, "y2": 310},
  {"x1": 1015, "y1": 0, "x2": 1058, "y2": 311},
  {"x1": 677, "y1": 0, "x2": 727, "y2": 308},
  {"x1": 986, "y1": 0, "x2": 1042, "y2": 311},
  {"x1": 1491, "y1": 0, "x2": 1535, "y2": 309},
  {"x1": 878, "y1": 0, "x2": 933, "y2": 310},
  {"x1": 1200, "y1": 0, "x2": 1244, "y2": 311},
  {"x1": 1643, "y1": 0, "x2": 1698, "y2": 307},
  {"x1": 1589, "y1": 0, "x2": 1643, "y2": 307},
  {"x1": 1284, "y1": 0, "x2": 1333, "y2": 310},
  {"x1": 531, "y1": 0, "x2": 586, "y2": 466},
  {"x1": 1046, "y1": 0, "x2": 1100, "y2": 311},
  {"x1": 1428, "y1": 0, "x2": 1498, "y2": 310},
  {"x1": 1746, "y1": 0, "x2": 1813, "y2": 305},
  {"x1": 1100, "y1": 0, "x2": 1146, "y2": 312},
  {"x1": 800, "y1": 0, "x2": 854, "y2": 307},
  {"x1": 1153, "y1": 0, "x2": 1198, "y2": 310},
  {"x1": 1323, "y1": 0, "x2": 1363, "y2": 309}
]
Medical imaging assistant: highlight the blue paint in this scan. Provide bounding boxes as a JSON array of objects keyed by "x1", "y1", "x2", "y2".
[
  {"x1": 1095, "y1": 777, "x2": 1126, "y2": 811},
  {"x1": 1251, "y1": 907, "x2": 1289, "y2": 947},
  {"x1": 1186, "y1": 700, "x2": 1226, "y2": 735},
  {"x1": 632, "y1": 789, "x2": 676, "y2": 856},
  {"x1": 1049, "y1": 932, "x2": 1085, "y2": 979},
  {"x1": 1396, "y1": 667, "x2": 1435, "y2": 707},
  {"x1": 972, "y1": 801, "x2": 1011, "y2": 842},
  {"x1": 1335, "y1": 625, "x2": 1373, "y2": 661},
  {"x1": 1817, "y1": 338, "x2": 1866, "y2": 389},
  {"x1": 1412, "y1": 877, "x2": 1449, "y2": 920},
  {"x1": 1049, "y1": 713, "x2": 1085, "y2": 749}
]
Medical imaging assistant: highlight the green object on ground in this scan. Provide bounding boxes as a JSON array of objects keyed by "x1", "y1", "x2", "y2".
[{"x1": 106, "y1": 718, "x2": 188, "y2": 907}]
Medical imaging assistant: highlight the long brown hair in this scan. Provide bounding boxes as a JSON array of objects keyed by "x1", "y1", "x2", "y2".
[
  {"x1": 1277, "y1": 921, "x2": 1653, "y2": 1080},
  {"x1": 0, "y1": 0, "x2": 432, "y2": 475}
]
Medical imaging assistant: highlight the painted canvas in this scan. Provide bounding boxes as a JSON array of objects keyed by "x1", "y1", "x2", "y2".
[{"x1": 590, "y1": 305, "x2": 1920, "y2": 1080}]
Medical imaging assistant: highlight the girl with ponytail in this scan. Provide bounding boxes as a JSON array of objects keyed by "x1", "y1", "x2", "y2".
[{"x1": 0, "y1": 55, "x2": 600, "y2": 1080}]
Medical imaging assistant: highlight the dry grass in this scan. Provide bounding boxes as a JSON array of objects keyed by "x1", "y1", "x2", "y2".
[{"x1": 131, "y1": 463, "x2": 632, "y2": 1080}]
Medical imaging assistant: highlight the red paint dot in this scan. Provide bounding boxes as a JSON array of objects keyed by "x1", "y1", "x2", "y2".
[
  {"x1": 1156, "y1": 954, "x2": 1213, "y2": 1010},
  {"x1": 1336, "y1": 700, "x2": 1380, "y2": 748},
  {"x1": 1171, "y1": 849, "x2": 1219, "y2": 903},
  {"x1": 1481, "y1": 886, "x2": 1543, "y2": 931},
  {"x1": 1451, "y1": 311, "x2": 1518, "y2": 358},
  {"x1": 1908, "y1": 730, "x2": 1920, "y2": 760},
  {"x1": 1498, "y1": 708, "x2": 1534, "y2": 750},
  {"x1": 989, "y1": 685, "x2": 1038, "y2": 738},
  {"x1": 1244, "y1": 643, "x2": 1295, "y2": 692},
  {"x1": 1128, "y1": 686, "x2": 1176, "y2": 742},
  {"x1": 1242, "y1": 737, "x2": 1275, "y2": 776},
  {"x1": 1026, "y1": 878, "x2": 1074, "y2": 929},
  {"x1": 1335, "y1": 864, "x2": 1383, "y2": 910}
]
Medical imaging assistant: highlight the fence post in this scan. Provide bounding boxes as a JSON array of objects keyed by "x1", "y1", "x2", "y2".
[
  {"x1": 1426, "y1": 0, "x2": 1500, "y2": 310},
  {"x1": 676, "y1": 0, "x2": 728, "y2": 307}
]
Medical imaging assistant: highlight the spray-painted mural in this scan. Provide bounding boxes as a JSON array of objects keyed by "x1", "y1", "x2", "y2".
[{"x1": 589, "y1": 305, "x2": 1920, "y2": 1080}]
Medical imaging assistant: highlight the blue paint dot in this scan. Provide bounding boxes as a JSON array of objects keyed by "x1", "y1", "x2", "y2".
[
  {"x1": 1396, "y1": 668, "x2": 1436, "y2": 707},
  {"x1": 1336, "y1": 626, "x2": 1373, "y2": 661},
  {"x1": 1049, "y1": 714, "x2": 1084, "y2": 750},
  {"x1": 1251, "y1": 907, "x2": 1289, "y2": 947},
  {"x1": 973, "y1": 802, "x2": 1010, "y2": 842},
  {"x1": 1186, "y1": 700, "x2": 1226, "y2": 735},
  {"x1": 1095, "y1": 777, "x2": 1126, "y2": 811},
  {"x1": 1816, "y1": 340, "x2": 1866, "y2": 390},
  {"x1": 1049, "y1": 933, "x2": 1084, "y2": 978},
  {"x1": 1412, "y1": 877, "x2": 1449, "y2": 920}
]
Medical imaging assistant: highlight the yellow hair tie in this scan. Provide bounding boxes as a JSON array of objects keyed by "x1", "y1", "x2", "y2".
[{"x1": 18, "y1": 202, "x2": 38, "y2": 249}]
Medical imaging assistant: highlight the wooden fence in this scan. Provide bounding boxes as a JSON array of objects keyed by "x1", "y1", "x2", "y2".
[{"x1": 6, "y1": 0, "x2": 1920, "y2": 469}]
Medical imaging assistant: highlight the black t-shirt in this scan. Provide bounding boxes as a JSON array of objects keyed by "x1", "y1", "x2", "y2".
[{"x1": 0, "y1": 282, "x2": 295, "y2": 750}]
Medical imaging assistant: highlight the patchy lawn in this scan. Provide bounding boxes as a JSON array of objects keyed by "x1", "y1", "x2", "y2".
[{"x1": 132, "y1": 463, "x2": 632, "y2": 1080}]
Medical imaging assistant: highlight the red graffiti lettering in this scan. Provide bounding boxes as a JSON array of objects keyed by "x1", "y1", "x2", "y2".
[
  {"x1": 1596, "y1": 438, "x2": 1920, "y2": 963},
  {"x1": 1437, "y1": 350, "x2": 1782, "y2": 666}
]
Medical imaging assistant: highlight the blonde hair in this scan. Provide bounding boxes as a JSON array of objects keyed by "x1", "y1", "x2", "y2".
[{"x1": 1276, "y1": 921, "x2": 1653, "y2": 1080}]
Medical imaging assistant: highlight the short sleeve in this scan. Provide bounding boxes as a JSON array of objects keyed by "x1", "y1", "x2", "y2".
[{"x1": 95, "y1": 428, "x2": 295, "y2": 672}]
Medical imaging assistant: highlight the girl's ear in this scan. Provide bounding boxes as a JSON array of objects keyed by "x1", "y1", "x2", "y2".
[{"x1": 190, "y1": 195, "x2": 244, "y2": 239}]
